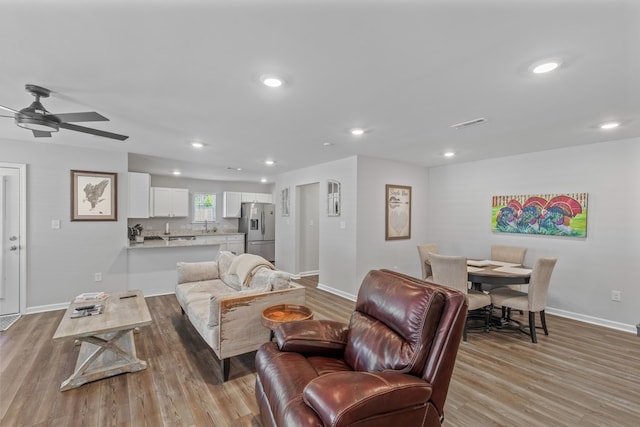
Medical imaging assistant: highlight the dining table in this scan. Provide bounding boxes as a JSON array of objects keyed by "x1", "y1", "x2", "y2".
[{"x1": 466, "y1": 260, "x2": 532, "y2": 291}]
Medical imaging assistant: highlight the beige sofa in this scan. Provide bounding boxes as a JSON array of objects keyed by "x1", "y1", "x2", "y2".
[{"x1": 175, "y1": 251, "x2": 305, "y2": 381}]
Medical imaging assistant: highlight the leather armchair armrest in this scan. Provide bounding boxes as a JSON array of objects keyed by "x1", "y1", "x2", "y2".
[
  {"x1": 275, "y1": 319, "x2": 349, "y2": 356},
  {"x1": 303, "y1": 372, "x2": 433, "y2": 427}
]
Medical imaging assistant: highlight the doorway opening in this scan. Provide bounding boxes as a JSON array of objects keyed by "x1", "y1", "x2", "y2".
[{"x1": 295, "y1": 183, "x2": 319, "y2": 276}]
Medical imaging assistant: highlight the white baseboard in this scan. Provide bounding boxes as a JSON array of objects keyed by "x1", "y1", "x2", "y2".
[
  {"x1": 25, "y1": 291, "x2": 176, "y2": 315},
  {"x1": 25, "y1": 302, "x2": 69, "y2": 314},
  {"x1": 546, "y1": 307, "x2": 637, "y2": 334},
  {"x1": 317, "y1": 283, "x2": 357, "y2": 302},
  {"x1": 299, "y1": 270, "x2": 320, "y2": 277}
]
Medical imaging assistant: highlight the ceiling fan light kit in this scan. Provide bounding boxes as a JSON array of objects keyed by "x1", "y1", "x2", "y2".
[
  {"x1": 1, "y1": 83, "x2": 129, "y2": 141},
  {"x1": 15, "y1": 116, "x2": 59, "y2": 133}
]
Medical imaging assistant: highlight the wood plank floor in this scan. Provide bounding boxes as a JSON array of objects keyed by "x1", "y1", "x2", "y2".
[{"x1": 1, "y1": 275, "x2": 639, "y2": 426}]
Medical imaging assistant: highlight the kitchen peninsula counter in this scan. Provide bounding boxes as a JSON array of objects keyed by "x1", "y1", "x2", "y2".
[
  {"x1": 126, "y1": 232, "x2": 245, "y2": 296},
  {"x1": 127, "y1": 232, "x2": 244, "y2": 250}
]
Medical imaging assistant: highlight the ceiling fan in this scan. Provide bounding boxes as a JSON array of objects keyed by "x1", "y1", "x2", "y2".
[{"x1": 0, "y1": 84, "x2": 128, "y2": 141}]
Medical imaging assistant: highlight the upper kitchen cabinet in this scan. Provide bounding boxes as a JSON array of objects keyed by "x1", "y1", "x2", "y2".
[
  {"x1": 128, "y1": 172, "x2": 150, "y2": 218},
  {"x1": 241, "y1": 192, "x2": 273, "y2": 204},
  {"x1": 223, "y1": 191, "x2": 242, "y2": 218},
  {"x1": 151, "y1": 187, "x2": 189, "y2": 217}
]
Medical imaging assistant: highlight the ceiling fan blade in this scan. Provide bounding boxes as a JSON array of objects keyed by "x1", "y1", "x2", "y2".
[
  {"x1": 0, "y1": 104, "x2": 20, "y2": 114},
  {"x1": 58, "y1": 122, "x2": 129, "y2": 141},
  {"x1": 52, "y1": 111, "x2": 109, "y2": 123},
  {"x1": 32, "y1": 130, "x2": 52, "y2": 138},
  {"x1": 0, "y1": 114, "x2": 15, "y2": 119}
]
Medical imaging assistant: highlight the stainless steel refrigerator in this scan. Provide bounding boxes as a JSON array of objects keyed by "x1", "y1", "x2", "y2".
[{"x1": 239, "y1": 202, "x2": 275, "y2": 262}]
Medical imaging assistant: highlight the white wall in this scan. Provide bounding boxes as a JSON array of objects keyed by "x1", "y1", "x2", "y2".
[
  {"x1": 276, "y1": 157, "x2": 358, "y2": 294},
  {"x1": 1, "y1": 139, "x2": 129, "y2": 310},
  {"x1": 427, "y1": 137, "x2": 640, "y2": 330},
  {"x1": 355, "y1": 156, "x2": 430, "y2": 292},
  {"x1": 276, "y1": 156, "x2": 430, "y2": 298}
]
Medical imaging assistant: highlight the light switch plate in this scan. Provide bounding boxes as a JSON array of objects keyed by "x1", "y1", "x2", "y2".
[{"x1": 51, "y1": 219, "x2": 60, "y2": 229}]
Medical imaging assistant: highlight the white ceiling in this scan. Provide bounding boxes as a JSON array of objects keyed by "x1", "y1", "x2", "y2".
[{"x1": 2, "y1": 0, "x2": 638, "y2": 182}]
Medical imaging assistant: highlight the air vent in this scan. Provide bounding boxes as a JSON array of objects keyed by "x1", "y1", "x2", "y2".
[{"x1": 450, "y1": 117, "x2": 487, "y2": 129}]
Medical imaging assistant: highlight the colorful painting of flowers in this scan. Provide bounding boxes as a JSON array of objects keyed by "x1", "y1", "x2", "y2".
[{"x1": 492, "y1": 193, "x2": 588, "y2": 237}]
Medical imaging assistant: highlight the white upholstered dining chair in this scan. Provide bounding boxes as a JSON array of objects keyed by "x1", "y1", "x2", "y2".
[
  {"x1": 489, "y1": 257, "x2": 557, "y2": 343},
  {"x1": 491, "y1": 245, "x2": 527, "y2": 265},
  {"x1": 417, "y1": 243, "x2": 438, "y2": 280},
  {"x1": 484, "y1": 245, "x2": 529, "y2": 292},
  {"x1": 430, "y1": 253, "x2": 491, "y2": 341}
]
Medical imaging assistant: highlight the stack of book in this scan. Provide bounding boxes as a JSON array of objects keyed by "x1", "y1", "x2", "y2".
[
  {"x1": 70, "y1": 304, "x2": 104, "y2": 318},
  {"x1": 73, "y1": 292, "x2": 109, "y2": 303}
]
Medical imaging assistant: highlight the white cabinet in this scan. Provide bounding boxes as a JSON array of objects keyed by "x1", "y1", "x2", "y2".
[
  {"x1": 151, "y1": 187, "x2": 189, "y2": 217},
  {"x1": 196, "y1": 235, "x2": 227, "y2": 248},
  {"x1": 196, "y1": 234, "x2": 245, "y2": 255},
  {"x1": 223, "y1": 192, "x2": 242, "y2": 218},
  {"x1": 240, "y1": 192, "x2": 273, "y2": 204},
  {"x1": 226, "y1": 234, "x2": 245, "y2": 254},
  {"x1": 128, "y1": 172, "x2": 150, "y2": 218},
  {"x1": 256, "y1": 193, "x2": 273, "y2": 203}
]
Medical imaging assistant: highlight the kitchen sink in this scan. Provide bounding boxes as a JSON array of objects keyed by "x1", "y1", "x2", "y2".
[{"x1": 167, "y1": 235, "x2": 196, "y2": 241}]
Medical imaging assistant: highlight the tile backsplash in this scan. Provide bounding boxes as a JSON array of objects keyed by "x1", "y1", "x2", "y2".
[{"x1": 127, "y1": 217, "x2": 240, "y2": 235}]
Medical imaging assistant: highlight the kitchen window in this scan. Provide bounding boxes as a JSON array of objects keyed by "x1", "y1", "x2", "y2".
[{"x1": 193, "y1": 193, "x2": 216, "y2": 223}]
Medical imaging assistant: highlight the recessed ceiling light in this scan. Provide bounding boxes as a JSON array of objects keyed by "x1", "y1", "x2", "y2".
[
  {"x1": 265, "y1": 160, "x2": 275, "y2": 166},
  {"x1": 173, "y1": 170, "x2": 181, "y2": 175},
  {"x1": 323, "y1": 142, "x2": 334, "y2": 147},
  {"x1": 599, "y1": 121, "x2": 620, "y2": 130},
  {"x1": 260, "y1": 178, "x2": 267, "y2": 183},
  {"x1": 260, "y1": 75, "x2": 283, "y2": 88},
  {"x1": 532, "y1": 61, "x2": 560, "y2": 74},
  {"x1": 190, "y1": 142, "x2": 204, "y2": 148},
  {"x1": 444, "y1": 151, "x2": 455, "y2": 158},
  {"x1": 226, "y1": 167, "x2": 242, "y2": 171},
  {"x1": 350, "y1": 128, "x2": 365, "y2": 136}
]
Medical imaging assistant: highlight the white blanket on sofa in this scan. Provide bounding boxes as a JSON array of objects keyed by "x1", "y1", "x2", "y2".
[{"x1": 228, "y1": 254, "x2": 275, "y2": 286}]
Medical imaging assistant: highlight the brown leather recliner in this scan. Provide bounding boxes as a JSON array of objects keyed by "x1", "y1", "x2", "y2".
[{"x1": 255, "y1": 269, "x2": 468, "y2": 427}]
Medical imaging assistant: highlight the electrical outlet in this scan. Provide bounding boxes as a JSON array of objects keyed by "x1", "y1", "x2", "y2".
[
  {"x1": 94, "y1": 272, "x2": 102, "y2": 282},
  {"x1": 611, "y1": 290, "x2": 621, "y2": 302}
]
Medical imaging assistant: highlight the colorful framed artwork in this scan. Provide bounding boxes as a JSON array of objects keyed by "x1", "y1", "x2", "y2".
[
  {"x1": 492, "y1": 193, "x2": 588, "y2": 237},
  {"x1": 71, "y1": 170, "x2": 118, "y2": 221},
  {"x1": 385, "y1": 184, "x2": 411, "y2": 240}
]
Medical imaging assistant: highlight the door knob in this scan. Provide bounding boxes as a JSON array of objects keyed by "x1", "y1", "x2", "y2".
[{"x1": 9, "y1": 245, "x2": 18, "y2": 251}]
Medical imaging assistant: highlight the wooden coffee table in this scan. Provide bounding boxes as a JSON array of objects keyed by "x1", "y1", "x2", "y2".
[
  {"x1": 52, "y1": 290, "x2": 152, "y2": 391},
  {"x1": 261, "y1": 304, "x2": 313, "y2": 340}
]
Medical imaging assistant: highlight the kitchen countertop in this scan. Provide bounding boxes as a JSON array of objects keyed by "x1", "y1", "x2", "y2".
[{"x1": 127, "y1": 232, "x2": 244, "y2": 249}]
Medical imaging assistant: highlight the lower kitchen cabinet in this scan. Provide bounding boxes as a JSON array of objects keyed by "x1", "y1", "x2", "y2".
[{"x1": 196, "y1": 234, "x2": 245, "y2": 255}]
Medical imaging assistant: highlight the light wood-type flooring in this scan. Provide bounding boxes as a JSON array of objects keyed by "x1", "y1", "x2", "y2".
[{"x1": 1, "y1": 275, "x2": 639, "y2": 426}]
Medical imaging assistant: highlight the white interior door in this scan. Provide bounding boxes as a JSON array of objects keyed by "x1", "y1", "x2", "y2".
[{"x1": 0, "y1": 166, "x2": 20, "y2": 315}]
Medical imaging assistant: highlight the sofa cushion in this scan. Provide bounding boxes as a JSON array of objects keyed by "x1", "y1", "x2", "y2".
[
  {"x1": 252, "y1": 268, "x2": 290, "y2": 291},
  {"x1": 217, "y1": 251, "x2": 236, "y2": 277},
  {"x1": 175, "y1": 279, "x2": 230, "y2": 309},
  {"x1": 177, "y1": 261, "x2": 218, "y2": 284},
  {"x1": 221, "y1": 273, "x2": 242, "y2": 291},
  {"x1": 227, "y1": 253, "x2": 275, "y2": 287}
]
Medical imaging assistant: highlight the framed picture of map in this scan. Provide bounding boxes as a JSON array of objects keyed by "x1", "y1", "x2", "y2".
[
  {"x1": 71, "y1": 170, "x2": 118, "y2": 221},
  {"x1": 385, "y1": 184, "x2": 411, "y2": 240}
]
